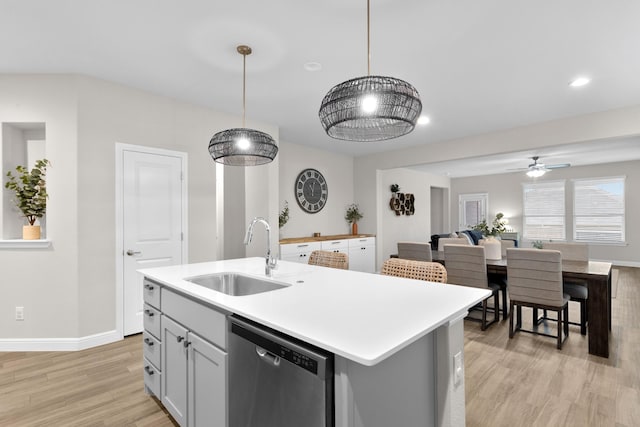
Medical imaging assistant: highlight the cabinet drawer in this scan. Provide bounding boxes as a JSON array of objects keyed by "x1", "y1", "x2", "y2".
[
  {"x1": 143, "y1": 357, "x2": 161, "y2": 398},
  {"x1": 279, "y1": 242, "x2": 321, "y2": 256},
  {"x1": 348, "y1": 237, "x2": 375, "y2": 248},
  {"x1": 321, "y1": 239, "x2": 349, "y2": 252},
  {"x1": 143, "y1": 278, "x2": 161, "y2": 309},
  {"x1": 143, "y1": 304, "x2": 161, "y2": 339},
  {"x1": 162, "y1": 288, "x2": 227, "y2": 350},
  {"x1": 142, "y1": 331, "x2": 161, "y2": 368}
]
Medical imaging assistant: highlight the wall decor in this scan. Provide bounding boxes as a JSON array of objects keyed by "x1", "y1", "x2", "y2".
[
  {"x1": 295, "y1": 168, "x2": 328, "y2": 213},
  {"x1": 389, "y1": 192, "x2": 415, "y2": 216}
]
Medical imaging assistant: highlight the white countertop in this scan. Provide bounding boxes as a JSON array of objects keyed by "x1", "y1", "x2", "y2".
[{"x1": 139, "y1": 257, "x2": 490, "y2": 366}]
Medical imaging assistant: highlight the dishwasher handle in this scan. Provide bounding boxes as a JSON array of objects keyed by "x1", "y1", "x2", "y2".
[{"x1": 256, "y1": 346, "x2": 281, "y2": 367}]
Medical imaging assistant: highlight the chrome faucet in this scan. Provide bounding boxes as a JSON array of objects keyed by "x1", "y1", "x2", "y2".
[{"x1": 244, "y1": 217, "x2": 277, "y2": 277}]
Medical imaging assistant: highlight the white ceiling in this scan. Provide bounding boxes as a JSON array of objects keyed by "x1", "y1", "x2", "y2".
[{"x1": 2, "y1": 0, "x2": 640, "y2": 174}]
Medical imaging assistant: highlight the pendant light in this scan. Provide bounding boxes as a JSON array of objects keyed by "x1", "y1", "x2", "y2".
[
  {"x1": 209, "y1": 45, "x2": 278, "y2": 166},
  {"x1": 318, "y1": 0, "x2": 422, "y2": 142}
]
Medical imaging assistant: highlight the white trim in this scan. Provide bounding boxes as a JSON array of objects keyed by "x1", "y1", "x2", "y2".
[
  {"x1": 0, "y1": 330, "x2": 121, "y2": 352},
  {"x1": 115, "y1": 143, "x2": 188, "y2": 339},
  {"x1": 0, "y1": 239, "x2": 51, "y2": 249}
]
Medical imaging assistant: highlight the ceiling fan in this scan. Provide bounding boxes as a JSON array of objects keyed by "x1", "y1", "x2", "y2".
[{"x1": 510, "y1": 156, "x2": 571, "y2": 177}]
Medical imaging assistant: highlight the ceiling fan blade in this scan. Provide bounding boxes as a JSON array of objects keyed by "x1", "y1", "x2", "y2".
[
  {"x1": 506, "y1": 167, "x2": 528, "y2": 171},
  {"x1": 546, "y1": 163, "x2": 571, "y2": 169}
]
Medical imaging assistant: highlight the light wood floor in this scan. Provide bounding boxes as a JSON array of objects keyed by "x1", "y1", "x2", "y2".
[{"x1": 1, "y1": 267, "x2": 637, "y2": 426}]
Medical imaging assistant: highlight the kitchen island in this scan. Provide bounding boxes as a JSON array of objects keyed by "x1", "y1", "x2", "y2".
[{"x1": 139, "y1": 257, "x2": 490, "y2": 427}]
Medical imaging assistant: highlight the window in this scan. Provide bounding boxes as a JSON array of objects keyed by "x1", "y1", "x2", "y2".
[
  {"x1": 573, "y1": 177, "x2": 625, "y2": 243},
  {"x1": 459, "y1": 193, "x2": 488, "y2": 230},
  {"x1": 523, "y1": 180, "x2": 565, "y2": 241}
]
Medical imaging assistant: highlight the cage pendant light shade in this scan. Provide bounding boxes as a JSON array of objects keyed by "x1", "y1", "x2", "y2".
[
  {"x1": 209, "y1": 128, "x2": 278, "y2": 166},
  {"x1": 209, "y1": 45, "x2": 278, "y2": 166},
  {"x1": 319, "y1": 75, "x2": 422, "y2": 141}
]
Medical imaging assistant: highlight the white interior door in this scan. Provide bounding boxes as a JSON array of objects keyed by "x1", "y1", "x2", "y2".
[{"x1": 123, "y1": 149, "x2": 184, "y2": 335}]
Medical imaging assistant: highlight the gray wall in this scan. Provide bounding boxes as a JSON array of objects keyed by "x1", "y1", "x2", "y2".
[{"x1": 450, "y1": 159, "x2": 640, "y2": 265}]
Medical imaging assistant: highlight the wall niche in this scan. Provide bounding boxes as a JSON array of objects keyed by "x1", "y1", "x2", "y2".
[{"x1": 2, "y1": 122, "x2": 47, "y2": 240}]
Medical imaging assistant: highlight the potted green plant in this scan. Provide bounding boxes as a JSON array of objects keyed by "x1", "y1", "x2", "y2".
[
  {"x1": 279, "y1": 201, "x2": 289, "y2": 228},
  {"x1": 4, "y1": 158, "x2": 50, "y2": 240},
  {"x1": 345, "y1": 203, "x2": 363, "y2": 235},
  {"x1": 471, "y1": 212, "x2": 507, "y2": 237}
]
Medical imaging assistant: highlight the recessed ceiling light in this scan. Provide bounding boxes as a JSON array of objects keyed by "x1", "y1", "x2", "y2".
[
  {"x1": 569, "y1": 77, "x2": 590, "y2": 87},
  {"x1": 304, "y1": 62, "x2": 322, "y2": 72},
  {"x1": 417, "y1": 115, "x2": 431, "y2": 125}
]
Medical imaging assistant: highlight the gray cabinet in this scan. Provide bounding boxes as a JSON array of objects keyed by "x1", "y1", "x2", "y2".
[
  {"x1": 161, "y1": 315, "x2": 227, "y2": 427},
  {"x1": 142, "y1": 277, "x2": 228, "y2": 427}
]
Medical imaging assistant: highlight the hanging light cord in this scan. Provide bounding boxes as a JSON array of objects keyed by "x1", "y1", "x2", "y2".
[
  {"x1": 367, "y1": 0, "x2": 371, "y2": 76},
  {"x1": 242, "y1": 50, "x2": 247, "y2": 127}
]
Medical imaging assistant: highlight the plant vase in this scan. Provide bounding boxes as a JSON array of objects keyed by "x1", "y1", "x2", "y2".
[
  {"x1": 483, "y1": 236, "x2": 501, "y2": 260},
  {"x1": 351, "y1": 222, "x2": 358, "y2": 235},
  {"x1": 23, "y1": 225, "x2": 41, "y2": 240}
]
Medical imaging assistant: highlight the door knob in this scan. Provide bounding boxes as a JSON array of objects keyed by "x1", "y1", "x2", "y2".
[{"x1": 126, "y1": 250, "x2": 142, "y2": 256}]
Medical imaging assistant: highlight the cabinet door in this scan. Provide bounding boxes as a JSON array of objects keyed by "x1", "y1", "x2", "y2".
[
  {"x1": 188, "y1": 332, "x2": 227, "y2": 427},
  {"x1": 162, "y1": 315, "x2": 188, "y2": 426},
  {"x1": 349, "y1": 245, "x2": 375, "y2": 273}
]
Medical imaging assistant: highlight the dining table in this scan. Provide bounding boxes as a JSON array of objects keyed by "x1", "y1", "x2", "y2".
[{"x1": 431, "y1": 250, "x2": 613, "y2": 358}]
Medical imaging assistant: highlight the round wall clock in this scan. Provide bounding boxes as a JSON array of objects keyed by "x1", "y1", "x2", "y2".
[{"x1": 295, "y1": 168, "x2": 328, "y2": 213}]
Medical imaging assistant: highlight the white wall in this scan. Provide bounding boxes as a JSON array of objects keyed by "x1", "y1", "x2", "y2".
[
  {"x1": 450, "y1": 159, "x2": 640, "y2": 266},
  {"x1": 377, "y1": 169, "x2": 450, "y2": 266},
  {"x1": 0, "y1": 74, "x2": 279, "y2": 344},
  {"x1": 278, "y1": 141, "x2": 354, "y2": 239},
  {"x1": 355, "y1": 104, "x2": 640, "y2": 268}
]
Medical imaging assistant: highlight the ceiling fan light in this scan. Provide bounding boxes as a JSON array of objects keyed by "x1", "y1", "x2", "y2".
[{"x1": 526, "y1": 168, "x2": 546, "y2": 178}]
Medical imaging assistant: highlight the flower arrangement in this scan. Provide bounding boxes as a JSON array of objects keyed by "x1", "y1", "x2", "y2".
[
  {"x1": 390, "y1": 183, "x2": 400, "y2": 193},
  {"x1": 345, "y1": 203, "x2": 363, "y2": 224},
  {"x1": 472, "y1": 212, "x2": 507, "y2": 237},
  {"x1": 278, "y1": 201, "x2": 289, "y2": 228}
]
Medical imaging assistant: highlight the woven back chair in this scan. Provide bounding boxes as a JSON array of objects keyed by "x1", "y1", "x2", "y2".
[
  {"x1": 381, "y1": 258, "x2": 447, "y2": 283},
  {"x1": 308, "y1": 250, "x2": 349, "y2": 270},
  {"x1": 444, "y1": 244, "x2": 500, "y2": 330},
  {"x1": 507, "y1": 248, "x2": 569, "y2": 349},
  {"x1": 397, "y1": 241, "x2": 432, "y2": 261}
]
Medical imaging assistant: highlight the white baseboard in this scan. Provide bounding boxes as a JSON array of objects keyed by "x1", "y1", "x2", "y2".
[{"x1": 0, "y1": 329, "x2": 122, "y2": 352}]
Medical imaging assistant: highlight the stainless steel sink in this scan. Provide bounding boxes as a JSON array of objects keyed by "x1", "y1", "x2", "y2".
[{"x1": 184, "y1": 272, "x2": 289, "y2": 296}]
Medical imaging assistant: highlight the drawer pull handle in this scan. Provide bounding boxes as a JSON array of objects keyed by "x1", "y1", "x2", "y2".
[
  {"x1": 183, "y1": 340, "x2": 191, "y2": 348},
  {"x1": 144, "y1": 309, "x2": 154, "y2": 317},
  {"x1": 144, "y1": 338, "x2": 154, "y2": 346},
  {"x1": 144, "y1": 366, "x2": 154, "y2": 375},
  {"x1": 177, "y1": 336, "x2": 185, "y2": 343},
  {"x1": 298, "y1": 244, "x2": 309, "y2": 248},
  {"x1": 144, "y1": 283, "x2": 155, "y2": 290}
]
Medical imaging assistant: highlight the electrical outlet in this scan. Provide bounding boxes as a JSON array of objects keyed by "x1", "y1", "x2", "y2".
[
  {"x1": 453, "y1": 351, "x2": 463, "y2": 387},
  {"x1": 15, "y1": 306, "x2": 24, "y2": 321}
]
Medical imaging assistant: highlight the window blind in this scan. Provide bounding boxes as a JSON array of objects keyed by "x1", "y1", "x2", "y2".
[
  {"x1": 523, "y1": 180, "x2": 565, "y2": 241},
  {"x1": 573, "y1": 177, "x2": 625, "y2": 243}
]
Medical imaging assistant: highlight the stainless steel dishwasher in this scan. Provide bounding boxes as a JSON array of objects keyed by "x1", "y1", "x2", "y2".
[{"x1": 228, "y1": 315, "x2": 334, "y2": 427}]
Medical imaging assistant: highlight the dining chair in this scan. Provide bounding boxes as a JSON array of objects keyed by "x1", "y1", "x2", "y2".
[
  {"x1": 443, "y1": 244, "x2": 500, "y2": 330},
  {"x1": 507, "y1": 248, "x2": 569, "y2": 349},
  {"x1": 381, "y1": 258, "x2": 447, "y2": 283},
  {"x1": 541, "y1": 242, "x2": 589, "y2": 335},
  {"x1": 437, "y1": 237, "x2": 470, "y2": 252},
  {"x1": 397, "y1": 241, "x2": 432, "y2": 261},
  {"x1": 308, "y1": 250, "x2": 349, "y2": 270}
]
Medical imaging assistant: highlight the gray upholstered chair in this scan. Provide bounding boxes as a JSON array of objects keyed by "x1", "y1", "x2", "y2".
[
  {"x1": 381, "y1": 258, "x2": 447, "y2": 283},
  {"x1": 397, "y1": 241, "x2": 432, "y2": 262},
  {"x1": 308, "y1": 250, "x2": 349, "y2": 270},
  {"x1": 506, "y1": 248, "x2": 569, "y2": 349},
  {"x1": 541, "y1": 242, "x2": 589, "y2": 335},
  {"x1": 444, "y1": 244, "x2": 499, "y2": 330}
]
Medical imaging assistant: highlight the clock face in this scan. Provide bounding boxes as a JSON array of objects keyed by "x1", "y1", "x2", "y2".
[{"x1": 295, "y1": 168, "x2": 328, "y2": 213}]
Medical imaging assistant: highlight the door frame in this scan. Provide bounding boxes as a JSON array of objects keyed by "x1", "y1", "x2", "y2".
[{"x1": 115, "y1": 142, "x2": 189, "y2": 338}]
